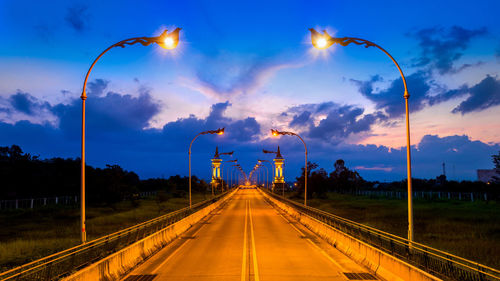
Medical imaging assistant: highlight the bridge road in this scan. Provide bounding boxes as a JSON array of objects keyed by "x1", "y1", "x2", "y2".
[{"x1": 122, "y1": 188, "x2": 375, "y2": 281}]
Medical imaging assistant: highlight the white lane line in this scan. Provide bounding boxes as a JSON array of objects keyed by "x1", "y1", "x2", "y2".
[
  {"x1": 241, "y1": 200, "x2": 248, "y2": 281},
  {"x1": 150, "y1": 216, "x2": 208, "y2": 274},
  {"x1": 277, "y1": 211, "x2": 348, "y2": 273},
  {"x1": 248, "y1": 200, "x2": 260, "y2": 281}
]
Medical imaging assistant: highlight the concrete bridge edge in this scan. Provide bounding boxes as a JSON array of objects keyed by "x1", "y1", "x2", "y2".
[
  {"x1": 258, "y1": 189, "x2": 443, "y2": 281},
  {"x1": 61, "y1": 190, "x2": 237, "y2": 281}
]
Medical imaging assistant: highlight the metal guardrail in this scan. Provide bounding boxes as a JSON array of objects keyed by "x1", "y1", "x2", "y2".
[
  {"x1": 0, "y1": 191, "x2": 231, "y2": 281},
  {"x1": 262, "y1": 189, "x2": 500, "y2": 281}
]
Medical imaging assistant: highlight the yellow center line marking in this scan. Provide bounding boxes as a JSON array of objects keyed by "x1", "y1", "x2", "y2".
[
  {"x1": 241, "y1": 200, "x2": 248, "y2": 281},
  {"x1": 249, "y1": 200, "x2": 260, "y2": 281}
]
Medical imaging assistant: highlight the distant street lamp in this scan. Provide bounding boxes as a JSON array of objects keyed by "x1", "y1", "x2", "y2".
[
  {"x1": 271, "y1": 129, "x2": 308, "y2": 206},
  {"x1": 189, "y1": 128, "x2": 224, "y2": 208},
  {"x1": 258, "y1": 163, "x2": 269, "y2": 189},
  {"x1": 230, "y1": 164, "x2": 240, "y2": 188},
  {"x1": 258, "y1": 159, "x2": 274, "y2": 190},
  {"x1": 309, "y1": 28, "x2": 415, "y2": 242},
  {"x1": 79, "y1": 28, "x2": 181, "y2": 244},
  {"x1": 224, "y1": 159, "x2": 238, "y2": 190}
]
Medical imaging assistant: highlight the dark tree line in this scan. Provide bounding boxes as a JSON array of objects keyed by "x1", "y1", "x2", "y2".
[
  {"x1": 295, "y1": 159, "x2": 368, "y2": 199},
  {"x1": 0, "y1": 145, "x2": 209, "y2": 205},
  {"x1": 294, "y1": 157, "x2": 500, "y2": 199}
]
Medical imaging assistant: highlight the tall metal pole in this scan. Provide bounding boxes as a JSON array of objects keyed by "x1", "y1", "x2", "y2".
[
  {"x1": 308, "y1": 29, "x2": 413, "y2": 241},
  {"x1": 405, "y1": 95, "x2": 413, "y2": 241},
  {"x1": 188, "y1": 133, "x2": 201, "y2": 209},
  {"x1": 80, "y1": 97, "x2": 86, "y2": 243},
  {"x1": 295, "y1": 134, "x2": 308, "y2": 206},
  {"x1": 79, "y1": 29, "x2": 181, "y2": 244}
]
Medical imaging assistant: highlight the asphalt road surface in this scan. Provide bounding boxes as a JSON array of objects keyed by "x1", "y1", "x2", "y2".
[{"x1": 122, "y1": 188, "x2": 377, "y2": 281}]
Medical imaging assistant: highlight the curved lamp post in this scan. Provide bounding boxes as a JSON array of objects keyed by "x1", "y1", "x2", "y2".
[
  {"x1": 309, "y1": 28, "x2": 414, "y2": 242},
  {"x1": 271, "y1": 129, "x2": 308, "y2": 206},
  {"x1": 80, "y1": 28, "x2": 181, "y2": 243},
  {"x1": 189, "y1": 128, "x2": 224, "y2": 208}
]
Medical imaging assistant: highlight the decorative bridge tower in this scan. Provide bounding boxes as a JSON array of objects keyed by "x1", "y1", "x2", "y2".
[
  {"x1": 210, "y1": 146, "x2": 234, "y2": 194},
  {"x1": 210, "y1": 147, "x2": 222, "y2": 195},
  {"x1": 273, "y1": 146, "x2": 285, "y2": 193},
  {"x1": 263, "y1": 146, "x2": 285, "y2": 193}
]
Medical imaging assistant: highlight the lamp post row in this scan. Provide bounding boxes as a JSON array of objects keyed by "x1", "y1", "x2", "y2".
[{"x1": 80, "y1": 27, "x2": 414, "y2": 244}]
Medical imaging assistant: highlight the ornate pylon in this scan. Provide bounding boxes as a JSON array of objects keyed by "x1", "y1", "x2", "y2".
[
  {"x1": 273, "y1": 146, "x2": 285, "y2": 193},
  {"x1": 210, "y1": 147, "x2": 222, "y2": 195}
]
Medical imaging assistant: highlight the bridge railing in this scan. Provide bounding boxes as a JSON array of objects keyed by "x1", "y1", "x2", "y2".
[
  {"x1": 263, "y1": 189, "x2": 500, "y2": 281},
  {"x1": 0, "y1": 191, "x2": 230, "y2": 281}
]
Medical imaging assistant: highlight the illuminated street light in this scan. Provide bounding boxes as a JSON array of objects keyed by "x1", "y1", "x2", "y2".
[
  {"x1": 224, "y1": 159, "x2": 238, "y2": 190},
  {"x1": 271, "y1": 129, "x2": 308, "y2": 206},
  {"x1": 79, "y1": 28, "x2": 181, "y2": 244},
  {"x1": 189, "y1": 128, "x2": 224, "y2": 208},
  {"x1": 309, "y1": 28, "x2": 415, "y2": 242},
  {"x1": 258, "y1": 163, "x2": 269, "y2": 190},
  {"x1": 258, "y1": 159, "x2": 274, "y2": 191},
  {"x1": 230, "y1": 164, "x2": 240, "y2": 188}
]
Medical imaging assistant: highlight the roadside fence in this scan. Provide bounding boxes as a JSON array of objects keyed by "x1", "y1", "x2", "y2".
[{"x1": 264, "y1": 189, "x2": 500, "y2": 281}]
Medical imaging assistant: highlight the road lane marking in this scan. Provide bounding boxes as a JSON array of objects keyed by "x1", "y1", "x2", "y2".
[
  {"x1": 150, "y1": 216, "x2": 210, "y2": 274},
  {"x1": 277, "y1": 210, "x2": 348, "y2": 273},
  {"x1": 248, "y1": 200, "x2": 260, "y2": 281},
  {"x1": 241, "y1": 200, "x2": 248, "y2": 281}
]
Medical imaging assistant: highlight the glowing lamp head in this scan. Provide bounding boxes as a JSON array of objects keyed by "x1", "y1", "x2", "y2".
[
  {"x1": 158, "y1": 27, "x2": 181, "y2": 50},
  {"x1": 309, "y1": 28, "x2": 334, "y2": 50},
  {"x1": 164, "y1": 37, "x2": 175, "y2": 48},
  {"x1": 271, "y1": 129, "x2": 279, "y2": 137},
  {"x1": 316, "y1": 37, "x2": 328, "y2": 49},
  {"x1": 214, "y1": 127, "x2": 225, "y2": 135}
]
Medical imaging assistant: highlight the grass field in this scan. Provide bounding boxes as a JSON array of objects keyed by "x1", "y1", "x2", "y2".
[
  {"x1": 0, "y1": 192, "x2": 212, "y2": 272},
  {"x1": 288, "y1": 192, "x2": 500, "y2": 269}
]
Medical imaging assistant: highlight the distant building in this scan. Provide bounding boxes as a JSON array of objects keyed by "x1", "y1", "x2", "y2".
[{"x1": 477, "y1": 169, "x2": 500, "y2": 183}]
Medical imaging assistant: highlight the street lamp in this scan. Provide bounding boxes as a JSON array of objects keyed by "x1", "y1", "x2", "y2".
[
  {"x1": 79, "y1": 28, "x2": 181, "y2": 244},
  {"x1": 230, "y1": 164, "x2": 240, "y2": 188},
  {"x1": 309, "y1": 28, "x2": 414, "y2": 242},
  {"x1": 258, "y1": 163, "x2": 269, "y2": 189},
  {"x1": 271, "y1": 129, "x2": 308, "y2": 206},
  {"x1": 259, "y1": 159, "x2": 275, "y2": 191},
  {"x1": 189, "y1": 128, "x2": 224, "y2": 209},
  {"x1": 224, "y1": 159, "x2": 238, "y2": 190}
]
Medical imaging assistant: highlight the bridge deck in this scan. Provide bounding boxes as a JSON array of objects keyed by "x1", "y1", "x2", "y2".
[{"x1": 122, "y1": 188, "x2": 377, "y2": 281}]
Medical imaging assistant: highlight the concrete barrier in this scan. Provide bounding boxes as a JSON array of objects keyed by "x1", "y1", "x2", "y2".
[
  {"x1": 260, "y1": 190, "x2": 442, "y2": 281},
  {"x1": 62, "y1": 190, "x2": 236, "y2": 281}
]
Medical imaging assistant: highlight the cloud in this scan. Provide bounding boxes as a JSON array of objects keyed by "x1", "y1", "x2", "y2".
[
  {"x1": 65, "y1": 4, "x2": 90, "y2": 32},
  {"x1": 182, "y1": 54, "x2": 300, "y2": 100},
  {"x1": 285, "y1": 102, "x2": 384, "y2": 143},
  {"x1": 352, "y1": 71, "x2": 432, "y2": 118},
  {"x1": 290, "y1": 111, "x2": 313, "y2": 128},
  {"x1": 408, "y1": 25, "x2": 487, "y2": 74},
  {"x1": 9, "y1": 92, "x2": 39, "y2": 115},
  {"x1": 1, "y1": 79, "x2": 499, "y2": 182},
  {"x1": 87, "y1": 79, "x2": 109, "y2": 97},
  {"x1": 52, "y1": 88, "x2": 161, "y2": 138},
  {"x1": 451, "y1": 75, "x2": 500, "y2": 114},
  {"x1": 354, "y1": 165, "x2": 393, "y2": 172},
  {"x1": 0, "y1": 92, "x2": 55, "y2": 123},
  {"x1": 353, "y1": 71, "x2": 500, "y2": 116}
]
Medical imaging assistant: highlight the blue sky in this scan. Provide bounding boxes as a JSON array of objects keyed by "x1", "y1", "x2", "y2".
[{"x1": 1, "y1": 0, "x2": 499, "y2": 181}]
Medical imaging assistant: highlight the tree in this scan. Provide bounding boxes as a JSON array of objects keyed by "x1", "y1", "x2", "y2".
[
  {"x1": 329, "y1": 159, "x2": 365, "y2": 192},
  {"x1": 296, "y1": 162, "x2": 328, "y2": 199},
  {"x1": 493, "y1": 151, "x2": 500, "y2": 169}
]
